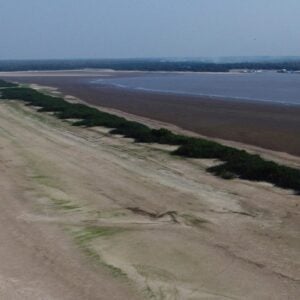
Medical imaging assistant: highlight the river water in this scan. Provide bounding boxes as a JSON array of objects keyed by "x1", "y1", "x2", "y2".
[{"x1": 93, "y1": 71, "x2": 300, "y2": 105}]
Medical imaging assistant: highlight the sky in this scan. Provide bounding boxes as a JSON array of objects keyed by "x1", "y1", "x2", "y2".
[{"x1": 0, "y1": 0, "x2": 299, "y2": 60}]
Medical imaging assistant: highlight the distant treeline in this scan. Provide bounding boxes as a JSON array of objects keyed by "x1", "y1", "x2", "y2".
[
  {"x1": 0, "y1": 59, "x2": 300, "y2": 72},
  {"x1": 1, "y1": 82, "x2": 300, "y2": 194}
]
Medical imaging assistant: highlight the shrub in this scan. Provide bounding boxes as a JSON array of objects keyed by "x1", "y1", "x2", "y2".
[
  {"x1": 0, "y1": 79, "x2": 18, "y2": 88},
  {"x1": 111, "y1": 121, "x2": 154, "y2": 142},
  {"x1": 150, "y1": 128, "x2": 190, "y2": 145}
]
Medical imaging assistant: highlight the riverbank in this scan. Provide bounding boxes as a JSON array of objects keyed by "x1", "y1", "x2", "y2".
[
  {"x1": 2, "y1": 70, "x2": 300, "y2": 156},
  {"x1": 2, "y1": 83, "x2": 300, "y2": 193},
  {"x1": 0, "y1": 94, "x2": 299, "y2": 299}
]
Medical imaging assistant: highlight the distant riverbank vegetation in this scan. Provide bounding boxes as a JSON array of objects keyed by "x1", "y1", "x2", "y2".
[
  {"x1": 0, "y1": 59, "x2": 300, "y2": 72},
  {"x1": 1, "y1": 81, "x2": 299, "y2": 194},
  {"x1": 0, "y1": 79, "x2": 18, "y2": 88}
]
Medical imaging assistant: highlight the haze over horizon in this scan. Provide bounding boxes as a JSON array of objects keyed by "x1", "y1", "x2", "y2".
[{"x1": 0, "y1": 0, "x2": 299, "y2": 60}]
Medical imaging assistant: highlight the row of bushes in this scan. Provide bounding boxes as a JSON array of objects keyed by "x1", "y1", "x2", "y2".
[
  {"x1": 1, "y1": 83, "x2": 299, "y2": 194},
  {"x1": 0, "y1": 87, "x2": 191, "y2": 145},
  {"x1": 175, "y1": 139, "x2": 300, "y2": 192},
  {"x1": 0, "y1": 79, "x2": 18, "y2": 88}
]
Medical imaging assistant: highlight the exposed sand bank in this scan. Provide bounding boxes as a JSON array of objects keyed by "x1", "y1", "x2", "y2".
[
  {"x1": 2, "y1": 70, "x2": 300, "y2": 157},
  {"x1": 0, "y1": 91, "x2": 299, "y2": 299}
]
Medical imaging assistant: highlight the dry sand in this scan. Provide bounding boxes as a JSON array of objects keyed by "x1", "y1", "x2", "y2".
[{"x1": 0, "y1": 87, "x2": 299, "y2": 299}]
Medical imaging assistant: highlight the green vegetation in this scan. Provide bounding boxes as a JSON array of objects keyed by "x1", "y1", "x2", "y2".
[
  {"x1": 0, "y1": 79, "x2": 18, "y2": 88},
  {"x1": 74, "y1": 226, "x2": 127, "y2": 277},
  {"x1": 1, "y1": 59, "x2": 300, "y2": 72},
  {"x1": 52, "y1": 198, "x2": 80, "y2": 210},
  {"x1": 174, "y1": 139, "x2": 300, "y2": 192},
  {"x1": 1, "y1": 80, "x2": 299, "y2": 194},
  {"x1": 75, "y1": 226, "x2": 125, "y2": 243}
]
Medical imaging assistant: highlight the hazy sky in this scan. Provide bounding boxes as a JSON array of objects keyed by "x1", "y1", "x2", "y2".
[{"x1": 0, "y1": 0, "x2": 299, "y2": 59}]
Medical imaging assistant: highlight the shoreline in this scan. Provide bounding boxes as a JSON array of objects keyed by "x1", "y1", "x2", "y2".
[{"x1": 2, "y1": 71, "x2": 300, "y2": 156}]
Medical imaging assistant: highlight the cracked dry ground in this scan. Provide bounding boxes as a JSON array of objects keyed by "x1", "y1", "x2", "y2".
[{"x1": 0, "y1": 100, "x2": 299, "y2": 300}]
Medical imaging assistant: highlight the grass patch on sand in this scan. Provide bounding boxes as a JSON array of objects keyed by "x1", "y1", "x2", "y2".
[
  {"x1": 73, "y1": 226, "x2": 127, "y2": 278},
  {"x1": 1, "y1": 81, "x2": 300, "y2": 194},
  {"x1": 52, "y1": 198, "x2": 80, "y2": 210},
  {"x1": 75, "y1": 226, "x2": 124, "y2": 243}
]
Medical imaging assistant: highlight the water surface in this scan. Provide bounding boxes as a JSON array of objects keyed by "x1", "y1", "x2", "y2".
[{"x1": 94, "y1": 72, "x2": 300, "y2": 105}]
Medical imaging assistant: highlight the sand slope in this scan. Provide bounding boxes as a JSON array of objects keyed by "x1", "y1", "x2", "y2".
[{"x1": 0, "y1": 100, "x2": 299, "y2": 299}]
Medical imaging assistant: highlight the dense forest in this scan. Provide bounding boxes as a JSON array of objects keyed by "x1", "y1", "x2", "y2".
[{"x1": 0, "y1": 59, "x2": 300, "y2": 72}]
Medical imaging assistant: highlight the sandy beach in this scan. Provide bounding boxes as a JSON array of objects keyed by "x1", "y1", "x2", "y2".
[
  {"x1": 2, "y1": 70, "x2": 300, "y2": 157},
  {"x1": 0, "y1": 74, "x2": 299, "y2": 299}
]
